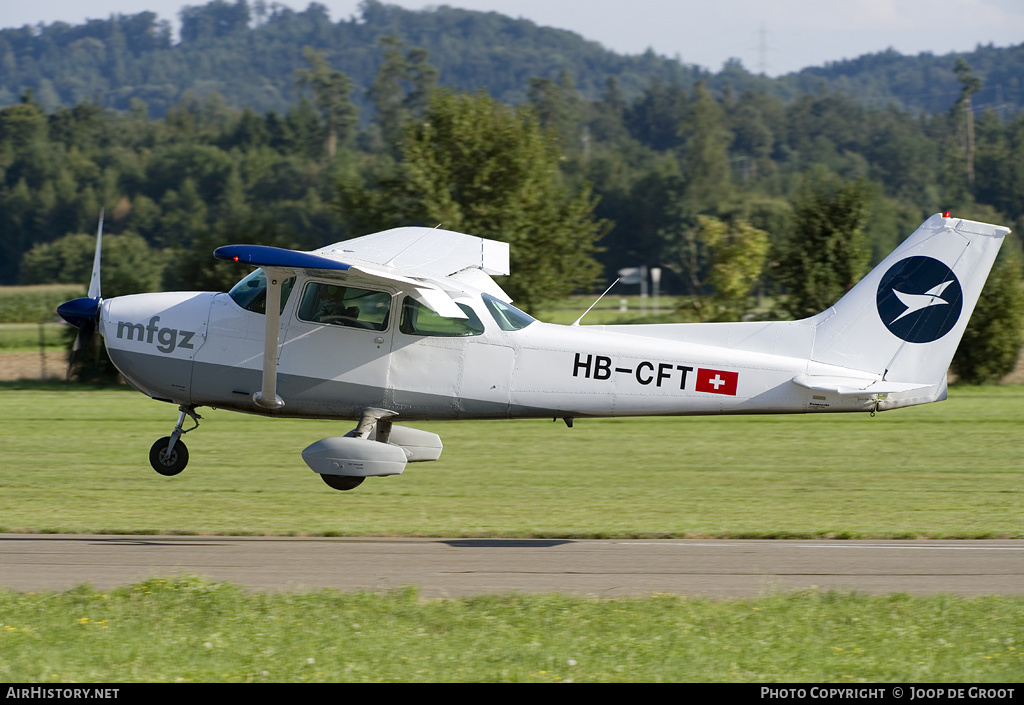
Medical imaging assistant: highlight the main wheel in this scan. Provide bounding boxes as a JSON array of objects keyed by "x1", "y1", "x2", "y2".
[
  {"x1": 150, "y1": 437, "x2": 188, "y2": 476},
  {"x1": 320, "y1": 474, "x2": 364, "y2": 491}
]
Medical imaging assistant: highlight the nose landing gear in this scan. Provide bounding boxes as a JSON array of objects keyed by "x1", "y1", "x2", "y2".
[{"x1": 150, "y1": 405, "x2": 201, "y2": 476}]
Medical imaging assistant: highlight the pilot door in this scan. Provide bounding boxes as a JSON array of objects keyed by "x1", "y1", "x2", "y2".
[{"x1": 277, "y1": 279, "x2": 395, "y2": 416}]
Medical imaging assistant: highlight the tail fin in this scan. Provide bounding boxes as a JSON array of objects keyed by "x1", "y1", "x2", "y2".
[{"x1": 810, "y1": 213, "x2": 1009, "y2": 384}]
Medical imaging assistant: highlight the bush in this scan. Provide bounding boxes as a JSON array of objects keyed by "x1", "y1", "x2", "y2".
[{"x1": 952, "y1": 248, "x2": 1024, "y2": 384}]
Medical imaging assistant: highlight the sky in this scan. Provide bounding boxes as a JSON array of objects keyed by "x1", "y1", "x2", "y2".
[{"x1": 2, "y1": 0, "x2": 1023, "y2": 77}]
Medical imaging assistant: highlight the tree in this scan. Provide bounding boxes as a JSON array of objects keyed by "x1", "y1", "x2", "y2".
[
  {"x1": 294, "y1": 48, "x2": 358, "y2": 158},
  {"x1": 776, "y1": 175, "x2": 871, "y2": 319},
  {"x1": 338, "y1": 89, "x2": 607, "y2": 312},
  {"x1": 699, "y1": 215, "x2": 770, "y2": 321},
  {"x1": 625, "y1": 79, "x2": 690, "y2": 151},
  {"x1": 677, "y1": 81, "x2": 732, "y2": 210},
  {"x1": 0, "y1": 101, "x2": 47, "y2": 148},
  {"x1": 952, "y1": 247, "x2": 1024, "y2": 384},
  {"x1": 180, "y1": 0, "x2": 251, "y2": 42},
  {"x1": 528, "y1": 70, "x2": 583, "y2": 154},
  {"x1": 19, "y1": 232, "x2": 163, "y2": 297},
  {"x1": 953, "y1": 58, "x2": 982, "y2": 191},
  {"x1": 366, "y1": 36, "x2": 439, "y2": 155}
]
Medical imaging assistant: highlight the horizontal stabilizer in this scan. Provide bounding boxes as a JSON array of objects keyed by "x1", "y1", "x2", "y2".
[{"x1": 791, "y1": 374, "x2": 931, "y2": 396}]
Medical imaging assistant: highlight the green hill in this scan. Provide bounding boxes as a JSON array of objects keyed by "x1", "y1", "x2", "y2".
[
  {"x1": 0, "y1": 0, "x2": 698, "y2": 117},
  {"x1": 782, "y1": 43, "x2": 1024, "y2": 115},
  {"x1": 2, "y1": 0, "x2": 1019, "y2": 118}
]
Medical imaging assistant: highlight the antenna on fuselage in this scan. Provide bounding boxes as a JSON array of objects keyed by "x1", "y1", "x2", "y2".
[{"x1": 571, "y1": 279, "x2": 619, "y2": 327}]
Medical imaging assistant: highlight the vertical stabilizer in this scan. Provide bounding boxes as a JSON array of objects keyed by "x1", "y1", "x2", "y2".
[{"x1": 809, "y1": 213, "x2": 1008, "y2": 384}]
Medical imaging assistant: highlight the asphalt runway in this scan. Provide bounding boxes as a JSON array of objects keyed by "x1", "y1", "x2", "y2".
[{"x1": 1, "y1": 534, "x2": 1022, "y2": 597}]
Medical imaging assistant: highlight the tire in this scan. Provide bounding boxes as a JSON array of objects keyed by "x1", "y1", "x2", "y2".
[
  {"x1": 320, "y1": 474, "x2": 364, "y2": 491},
  {"x1": 150, "y1": 437, "x2": 188, "y2": 476}
]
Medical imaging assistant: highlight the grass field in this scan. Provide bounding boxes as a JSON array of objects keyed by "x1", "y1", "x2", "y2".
[
  {"x1": 0, "y1": 323, "x2": 69, "y2": 352},
  {"x1": 0, "y1": 383, "x2": 1021, "y2": 538},
  {"x1": 0, "y1": 284, "x2": 82, "y2": 324},
  {"x1": 2, "y1": 578, "x2": 1022, "y2": 682},
  {"x1": 539, "y1": 294, "x2": 693, "y2": 325},
  {"x1": 1, "y1": 384, "x2": 1022, "y2": 683}
]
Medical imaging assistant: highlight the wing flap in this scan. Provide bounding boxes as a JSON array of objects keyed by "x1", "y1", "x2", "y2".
[{"x1": 317, "y1": 226, "x2": 510, "y2": 278}]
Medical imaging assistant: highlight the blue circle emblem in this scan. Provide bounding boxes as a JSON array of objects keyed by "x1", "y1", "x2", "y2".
[{"x1": 876, "y1": 256, "x2": 963, "y2": 343}]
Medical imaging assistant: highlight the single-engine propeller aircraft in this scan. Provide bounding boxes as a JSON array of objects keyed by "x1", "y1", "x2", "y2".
[{"x1": 58, "y1": 212, "x2": 1008, "y2": 491}]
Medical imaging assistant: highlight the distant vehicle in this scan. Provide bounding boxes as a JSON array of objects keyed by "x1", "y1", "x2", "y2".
[{"x1": 58, "y1": 212, "x2": 1008, "y2": 491}]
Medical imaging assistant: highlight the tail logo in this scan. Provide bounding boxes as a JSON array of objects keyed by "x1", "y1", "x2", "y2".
[{"x1": 876, "y1": 256, "x2": 963, "y2": 343}]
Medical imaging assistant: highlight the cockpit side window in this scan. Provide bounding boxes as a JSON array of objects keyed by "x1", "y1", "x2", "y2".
[
  {"x1": 228, "y1": 269, "x2": 295, "y2": 315},
  {"x1": 482, "y1": 294, "x2": 535, "y2": 331},
  {"x1": 400, "y1": 297, "x2": 484, "y2": 337},
  {"x1": 297, "y1": 282, "x2": 392, "y2": 331}
]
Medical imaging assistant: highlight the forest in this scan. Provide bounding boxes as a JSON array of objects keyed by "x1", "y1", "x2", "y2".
[
  {"x1": 3, "y1": 1, "x2": 1023, "y2": 119},
  {"x1": 1, "y1": 1, "x2": 1024, "y2": 381}
]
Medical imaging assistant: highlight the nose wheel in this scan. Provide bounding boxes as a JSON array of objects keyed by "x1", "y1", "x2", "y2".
[
  {"x1": 150, "y1": 405, "x2": 201, "y2": 476},
  {"x1": 150, "y1": 437, "x2": 189, "y2": 476}
]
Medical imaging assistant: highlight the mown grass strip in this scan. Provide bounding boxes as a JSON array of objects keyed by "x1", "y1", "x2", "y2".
[
  {"x1": 1, "y1": 577, "x2": 1021, "y2": 682},
  {"x1": 0, "y1": 384, "x2": 1021, "y2": 538}
]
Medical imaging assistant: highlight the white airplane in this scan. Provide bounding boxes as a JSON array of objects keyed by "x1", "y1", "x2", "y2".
[{"x1": 58, "y1": 212, "x2": 1008, "y2": 491}]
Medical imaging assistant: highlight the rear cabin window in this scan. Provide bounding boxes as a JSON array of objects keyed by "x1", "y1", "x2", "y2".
[
  {"x1": 228, "y1": 269, "x2": 295, "y2": 315},
  {"x1": 400, "y1": 297, "x2": 484, "y2": 337},
  {"x1": 298, "y1": 282, "x2": 392, "y2": 331}
]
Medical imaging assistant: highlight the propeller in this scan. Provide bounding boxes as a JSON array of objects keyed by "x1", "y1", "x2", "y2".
[{"x1": 56, "y1": 210, "x2": 104, "y2": 380}]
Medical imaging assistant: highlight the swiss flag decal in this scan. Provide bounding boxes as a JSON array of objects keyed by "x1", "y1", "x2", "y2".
[{"x1": 695, "y1": 368, "x2": 739, "y2": 396}]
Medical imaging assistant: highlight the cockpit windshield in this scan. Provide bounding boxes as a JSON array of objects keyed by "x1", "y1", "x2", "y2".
[
  {"x1": 482, "y1": 294, "x2": 535, "y2": 331},
  {"x1": 228, "y1": 269, "x2": 295, "y2": 315}
]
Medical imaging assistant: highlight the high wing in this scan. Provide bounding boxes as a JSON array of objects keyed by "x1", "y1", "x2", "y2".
[
  {"x1": 315, "y1": 226, "x2": 510, "y2": 279},
  {"x1": 213, "y1": 226, "x2": 511, "y2": 410},
  {"x1": 215, "y1": 226, "x2": 511, "y2": 319}
]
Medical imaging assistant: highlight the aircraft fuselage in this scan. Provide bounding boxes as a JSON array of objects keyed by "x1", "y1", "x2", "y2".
[{"x1": 101, "y1": 283, "x2": 894, "y2": 424}]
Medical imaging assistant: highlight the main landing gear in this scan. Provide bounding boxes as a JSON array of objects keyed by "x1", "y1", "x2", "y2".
[
  {"x1": 149, "y1": 405, "x2": 201, "y2": 476},
  {"x1": 320, "y1": 474, "x2": 364, "y2": 491}
]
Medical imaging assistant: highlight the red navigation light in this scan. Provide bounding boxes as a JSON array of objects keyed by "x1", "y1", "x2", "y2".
[{"x1": 942, "y1": 211, "x2": 951, "y2": 218}]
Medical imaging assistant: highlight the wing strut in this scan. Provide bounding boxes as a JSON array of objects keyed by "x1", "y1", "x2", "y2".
[{"x1": 253, "y1": 268, "x2": 287, "y2": 410}]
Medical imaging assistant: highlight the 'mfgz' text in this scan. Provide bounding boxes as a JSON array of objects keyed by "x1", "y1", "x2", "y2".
[{"x1": 116, "y1": 316, "x2": 196, "y2": 354}]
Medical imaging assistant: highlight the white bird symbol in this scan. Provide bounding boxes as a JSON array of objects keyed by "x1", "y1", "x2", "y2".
[{"x1": 889, "y1": 281, "x2": 954, "y2": 324}]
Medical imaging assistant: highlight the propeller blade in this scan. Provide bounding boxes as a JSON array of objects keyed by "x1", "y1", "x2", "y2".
[
  {"x1": 58, "y1": 297, "x2": 100, "y2": 380},
  {"x1": 67, "y1": 320, "x2": 96, "y2": 381},
  {"x1": 87, "y1": 209, "x2": 103, "y2": 300},
  {"x1": 58, "y1": 209, "x2": 104, "y2": 381}
]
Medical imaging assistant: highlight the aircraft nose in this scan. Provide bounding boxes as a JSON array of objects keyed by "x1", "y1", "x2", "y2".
[
  {"x1": 101, "y1": 291, "x2": 215, "y2": 404},
  {"x1": 57, "y1": 297, "x2": 100, "y2": 329}
]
